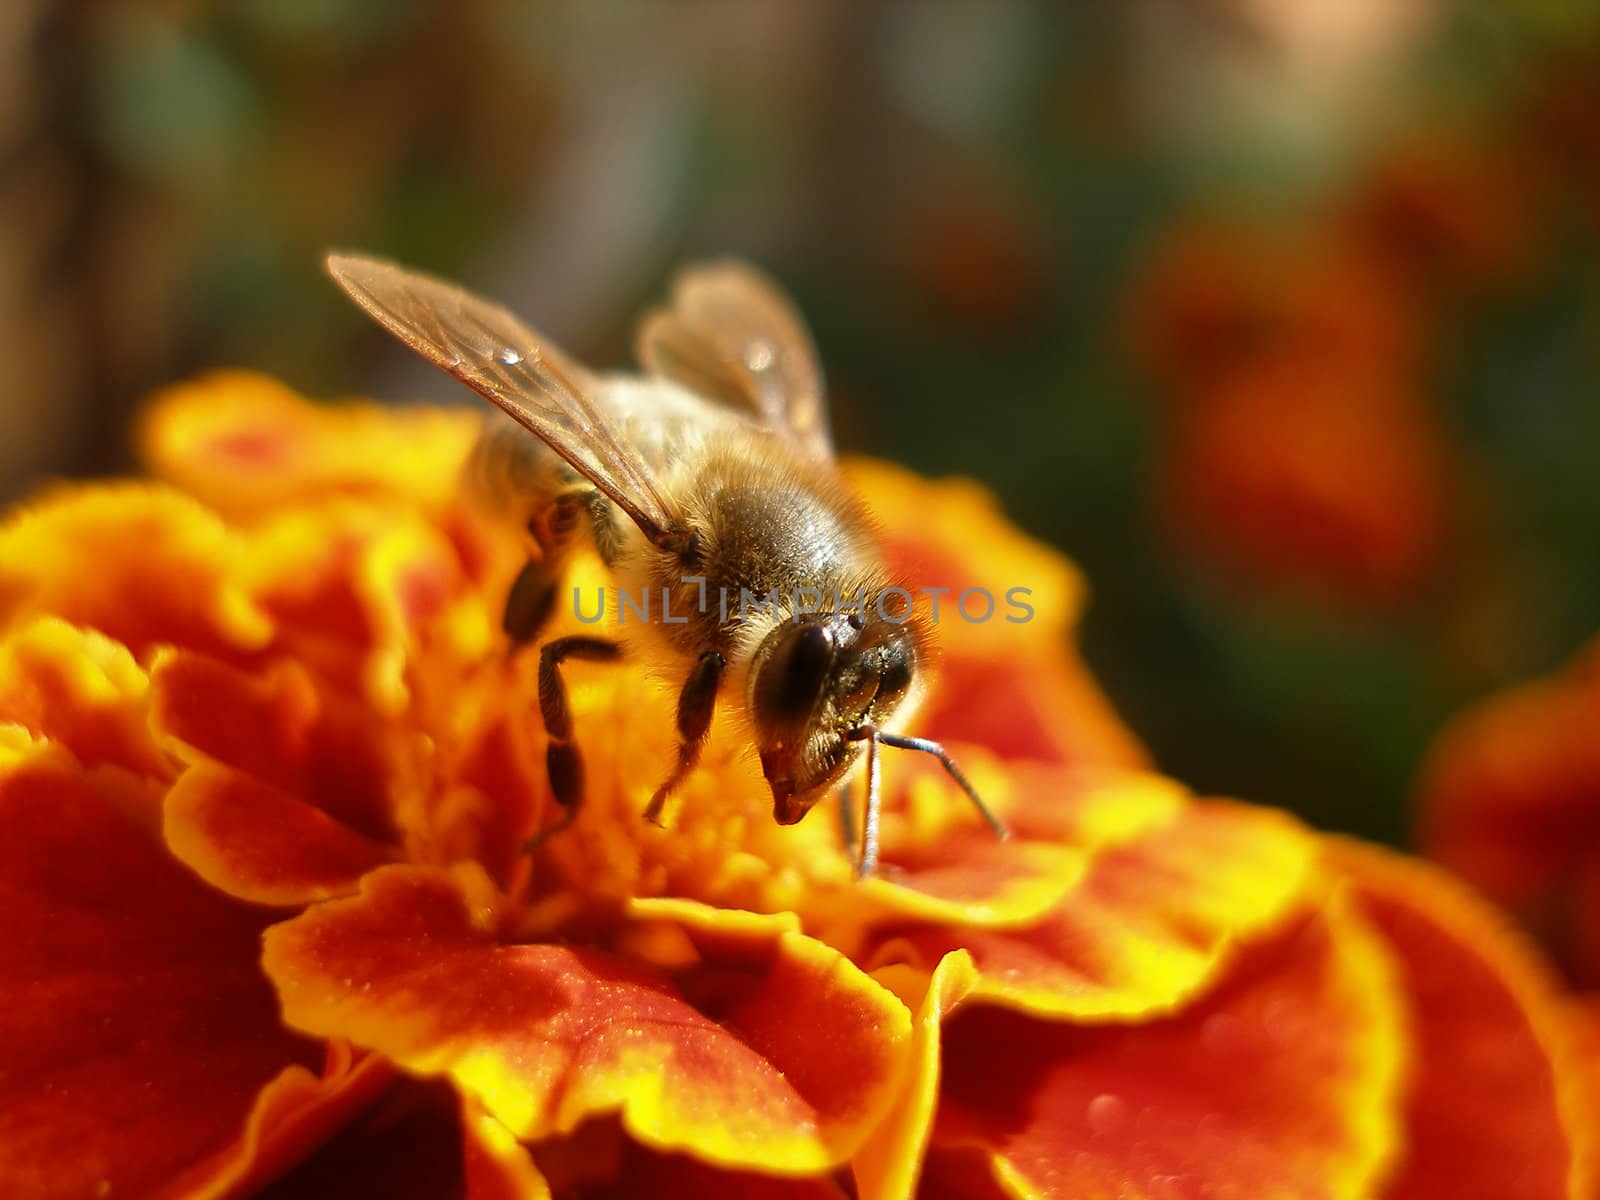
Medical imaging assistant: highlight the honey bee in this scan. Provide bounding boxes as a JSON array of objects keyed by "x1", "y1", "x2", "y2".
[{"x1": 324, "y1": 252, "x2": 1005, "y2": 875}]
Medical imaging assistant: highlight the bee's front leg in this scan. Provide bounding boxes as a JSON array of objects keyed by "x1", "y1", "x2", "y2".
[
  {"x1": 641, "y1": 650, "x2": 726, "y2": 825},
  {"x1": 521, "y1": 635, "x2": 622, "y2": 852},
  {"x1": 503, "y1": 490, "x2": 595, "y2": 649}
]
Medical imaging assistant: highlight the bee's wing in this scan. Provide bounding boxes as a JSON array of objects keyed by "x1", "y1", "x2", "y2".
[
  {"x1": 326, "y1": 252, "x2": 679, "y2": 543},
  {"x1": 635, "y1": 259, "x2": 833, "y2": 461}
]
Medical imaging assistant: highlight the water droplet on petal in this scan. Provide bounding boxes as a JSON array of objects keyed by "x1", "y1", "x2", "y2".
[{"x1": 1086, "y1": 1092, "x2": 1128, "y2": 1137}]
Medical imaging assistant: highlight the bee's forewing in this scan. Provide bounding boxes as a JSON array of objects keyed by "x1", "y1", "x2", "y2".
[
  {"x1": 325, "y1": 252, "x2": 680, "y2": 541},
  {"x1": 635, "y1": 260, "x2": 833, "y2": 462}
]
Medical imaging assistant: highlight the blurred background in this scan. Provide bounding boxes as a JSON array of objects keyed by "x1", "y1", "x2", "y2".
[{"x1": 3, "y1": 0, "x2": 1598, "y2": 848}]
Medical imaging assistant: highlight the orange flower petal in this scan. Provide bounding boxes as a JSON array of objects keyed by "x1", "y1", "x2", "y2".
[
  {"x1": 462, "y1": 1100, "x2": 554, "y2": 1200},
  {"x1": 150, "y1": 650, "x2": 399, "y2": 843},
  {"x1": 140, "y1": 370, "x2": 482, "y2": 520},
  {"x1": 853, "y1": 952, "x2": 978, "y2": 1200},
  {"x1": 262, "y1": 864, "x2": 913, "y2": 1175},
  {"x1": 934, "y1": 899, "x2": 1404, "y2": 1199},
  {"x1": 176, "y1": 1046, "x2": 396, "y2": 1199},
  {"x1": 840, "y1": 459, "x2": 1146, "y2": 769},
  {"x1": 0, "y1": 617, "x2": 167, "y2": 778},
  {"x1": 873, "y1": 795, "x2": 1317, "y2": 1021},
  {"x1": 0, "y1": 485, "x2": 270, "y2": 658},
  {"x1": 843, "y1": 460, "x2": 1086, "y2": 647},
  {"x1": 240, "y1": 502, "x2": 465, "y2": 713},
  {"x1": 859, "y1": 765, "x2": 1183, "y2": 932},
  {"x1": 1332, "y1": 840, "x2": 1599, "y2": 1200},
  {"x1": 164, "y1": 763, "x2": 395, "y2": 906},
  {"x1": 918, "y1": 643, "x2": 1149, "y2": 767},
  {"x1": 0, "y1": 743, "x2": 320, "y2": 1198}
]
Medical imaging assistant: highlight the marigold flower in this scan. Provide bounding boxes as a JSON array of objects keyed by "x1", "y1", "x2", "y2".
[
  {"x1": 0, "y1": 371, "x2": 1593, "y2": 1198},
  {"x1": 1125, "y1": 219, "x2": 1453, "y2": 608},
  {"x1": 1417, "y1": 635, "x2": 1600, "y2": 986}
]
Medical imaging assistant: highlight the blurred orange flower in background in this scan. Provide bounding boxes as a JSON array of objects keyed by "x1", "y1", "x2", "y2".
[
  {"x1": 0, "y1": 373, "x2": 1594, "y2": 1198},
  {"x1": 1128, "y1": 215, "x2": 1454, "y2": 612},
  {"x1": 1417, "y1": 635, "x2": 1600, "y2": 989}
]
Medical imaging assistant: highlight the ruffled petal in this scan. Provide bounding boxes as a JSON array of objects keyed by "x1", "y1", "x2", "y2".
[
  {"x1": 854, "y1": 952, "x2": 978, "y2": 1200},
  {"x1": 176, "y1": 1046, "x2": 395, "y2": 1199},
  {"x1": 238, "y1": 501, "x2": 466, "y2": 713},
  {"x1": 0, "y1": 616, "x2": 167, "y2": 778},
  {"x1": 150, "y1": 650, "x2": 400, "y2": 842},
  {"x1": 858, "y1": 765, "x2": 1184, "y2": 936},
  {"x1": 934, "y1": 898, "x2": 1405, "y2": 1199},
  {"x1": 917, "y1": 643, "x2": 1149, "y2": 767},
  {"x1": 140, "y1": 370, "x2": 482, "y2": 519},
  {"x1": 1333, "y1": 840, "x2": 1598, "y2": 1200},
  {"x1": 0, "y1": 742, "x2": 320, "y2": 1199},
  {"x1": 871, "y1": 789, "x2": 1318, "y2": 1021},
  {"x1": 262, "y1": 864, "x2": 913, "y2": 1176},
  {"x1": 0, "y1": 485, "x2": 271, "y2": 657},
  {"x1": 840, "y1": 459, "x2": 1146, "y2": 768},
  {"x1": 164, "y1": 764, "x2": 395, "y2": 906}
]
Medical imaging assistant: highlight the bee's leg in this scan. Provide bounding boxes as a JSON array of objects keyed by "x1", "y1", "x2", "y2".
[
  {"x1": 875, "y1": 732, "x2": 1008, "y2": 840},
  {"x1": 837, "y1": 780, "x2": 858, "y2": 859},
  {"x1": 501, "y1": 558, "x2": 561, "y2": 648},
  {"x1": 503, "y1": 490, "x2": 596, "y2": 650},
  {"x1": 858, "y1": 731, "x2": 882, "y2": 879},
  {"x1": 520, "y1": 635, "x2": 622, "y2": 853},
  {"x1": 641, "y1": 650, "x2": 726, "y2": 825}
]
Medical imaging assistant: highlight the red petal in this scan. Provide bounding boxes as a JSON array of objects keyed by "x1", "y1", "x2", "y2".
[
  {"x1": 1334, "y1": 841, "x2": 1599, "y2": 1200},
  {"x1": 164, "y1": 764, "x2": 394, "y2": 906},
  {"x1": 176, "y1": 1047, "x2": 395, "y2": 1198},
  {"x1": 935, "y1": 901, "x2": 1404, "y2": 1198},
  {"x1": 262, "y1": 865, "x2": 911, "y2": 1175},
  {"x1": 150, "y1": 651, "x2": 399, "y2": 843},
  {"x1": 0, "y1": 745, "x2": 320, "y2": 1198}
]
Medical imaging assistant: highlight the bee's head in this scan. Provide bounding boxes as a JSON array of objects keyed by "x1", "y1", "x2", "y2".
[{"x1": 748, "y1": 609, "x2": 921, "y2": 825}]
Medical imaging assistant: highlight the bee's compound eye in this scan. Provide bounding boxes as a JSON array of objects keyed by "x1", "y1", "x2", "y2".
[
  {"x1": 756, "y1": 622, "x2": 836, "y2": 724},
  {"x1": 837, "y1": 666, "x2": 878, "y2": 720}
]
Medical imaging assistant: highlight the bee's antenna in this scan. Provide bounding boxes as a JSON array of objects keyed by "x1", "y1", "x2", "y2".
[{"x1": 847, "y1": 727, "x2": 1008, "y2": 879}]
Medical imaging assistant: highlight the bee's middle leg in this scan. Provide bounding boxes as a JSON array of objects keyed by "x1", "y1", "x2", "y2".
[
  {"x1": 520, "y1": 634, "x2": 622, "y2": 852},
  {"x1": 641, "y1": 650, "x2": 726, "y2": 825}
]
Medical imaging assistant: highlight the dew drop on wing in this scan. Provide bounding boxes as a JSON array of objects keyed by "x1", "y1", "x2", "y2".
[
  {"x1": 744, "y1": 339, "x2": 775, "y2": 372},
  {"x1": 498, "y1": 347, "x2": 523, "y2": 366}
]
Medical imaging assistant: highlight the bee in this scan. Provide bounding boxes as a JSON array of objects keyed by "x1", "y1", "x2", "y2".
[{"x1": 324, "y1": 252, "x2": 1005, "y2": 875}]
